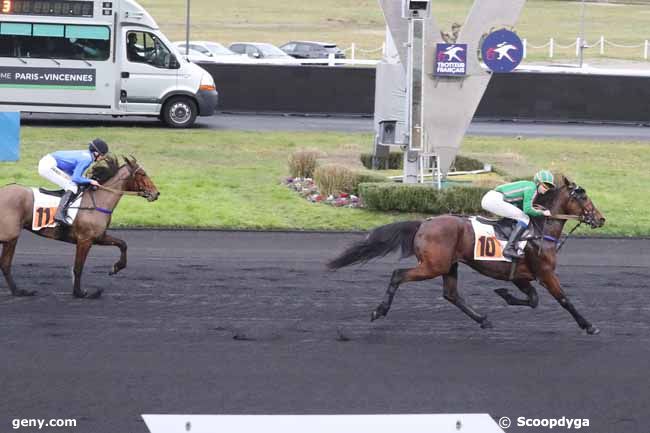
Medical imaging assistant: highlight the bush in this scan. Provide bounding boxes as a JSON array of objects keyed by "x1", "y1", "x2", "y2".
[
  {"x1": 313, "y1": 164, "x2": 356, "y2": 197},
  {"x1": 288, "y1": 150, "x2": 320, "y2": 178},
  {"x1": 452, "y1": 155, "x2": 485, "y2": 171},
  {"x1": 359, "y1": 182, "x2": 490, "y2": 214},
  {"x1": 360, "y1": 152, "x2": 485, "y2": 172},
  {"x1": 351, "y1": 171, "x2": 388, "y2": 195},
  {"x1": 360, "y1": 152, "x2": 403, "y2": 170}
]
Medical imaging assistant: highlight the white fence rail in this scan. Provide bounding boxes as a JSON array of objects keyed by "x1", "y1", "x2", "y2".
[
  {"x1": 339, "y1": 38, "x2": 650, "y2": 62},
  {"x1": 523, "y1": 37, "x2": 650, "y2": 60}
]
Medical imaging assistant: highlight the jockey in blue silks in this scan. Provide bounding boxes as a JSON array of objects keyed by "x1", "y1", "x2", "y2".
[{"x1": 38, "y1": 138, "x2": 109, "y2": 225}]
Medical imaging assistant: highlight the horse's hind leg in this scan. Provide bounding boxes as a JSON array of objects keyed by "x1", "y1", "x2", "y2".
[
  {"x1": 495, "y1": 279, "x2": 539, "y2": 308},
  {"x1": 443, "y1": 263, "x2": 492, "y2": 329},
  {"x1": 1, "y1": 239, "x2": 36, "y2": 297},
  {"x1": 371, "y1": 263, "x2": 439, "y2": 321}
]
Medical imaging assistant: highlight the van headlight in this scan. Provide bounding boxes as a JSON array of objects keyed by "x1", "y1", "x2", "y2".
[{"x1": 199, "y1": 73, "x2": 216, "y2": 92}]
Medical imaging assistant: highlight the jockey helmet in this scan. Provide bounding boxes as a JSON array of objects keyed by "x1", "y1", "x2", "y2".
[
  {"x1": 89, "y1": 138, "x2": 109, "y2": 156},
  {"x1": 534, "y1": 170, "x2": 554, "y2": 187}
]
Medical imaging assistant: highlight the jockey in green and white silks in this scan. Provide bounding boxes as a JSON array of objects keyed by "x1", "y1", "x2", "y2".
[{"x1": 481, "y1": 170, "x2": 555, "y2": 259}]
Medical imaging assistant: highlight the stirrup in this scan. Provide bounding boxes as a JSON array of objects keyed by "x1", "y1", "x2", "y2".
[{"x1": 503, "y1": 245, "x2": 524, "y2": 259}]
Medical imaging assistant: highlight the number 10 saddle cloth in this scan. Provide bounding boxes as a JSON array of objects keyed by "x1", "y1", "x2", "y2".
[
  {"x1": 469, "y1": 216, "x2": 529, "y2": 262},
  {"x1": 31, "y1": 188, "x2": 83, "y2": 231}
]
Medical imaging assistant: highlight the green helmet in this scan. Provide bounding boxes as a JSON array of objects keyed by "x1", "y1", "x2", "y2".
[{"x1": 534, "y1": 170, "x2": 555, "y2": 187}]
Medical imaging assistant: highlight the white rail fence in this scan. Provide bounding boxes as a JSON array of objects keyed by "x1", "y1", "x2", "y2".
[
  {"x1": 523, "y1": 37, "x2": 650, "y2": 60},
  {"x1": 340, "y1": 38, "x2": 650, "y2": 61}
]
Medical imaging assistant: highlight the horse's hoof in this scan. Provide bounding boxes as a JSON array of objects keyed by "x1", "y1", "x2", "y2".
[
  {"x1": 13, "y1": 289, "x2": 37, "y2": 297},
  {"x1": 73, "y1": 290, "x2": 88, "y2": 299},
  {"x1": 480, "y1": 319, "x2": 493, "y2": 329},
  {"x1": 88, "y1": 289, "x2": 103, "y2": 299},
  {"x1": 494, "y1": 288, "x2": 509, "y2": 301},
  {"x1": 586, "y1": 326, "x2": 600, "y2": 335}
]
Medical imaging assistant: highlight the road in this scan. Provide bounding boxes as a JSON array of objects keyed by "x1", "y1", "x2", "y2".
[
  {"x1": 1, "y1": 230, "x2": 649, "y2": 433},
  {"x1": 20, "y1": 112, "x2": 650, "y2": 141}
]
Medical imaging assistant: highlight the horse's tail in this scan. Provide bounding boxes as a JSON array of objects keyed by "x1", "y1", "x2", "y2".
[{"x1": 327, "y1": 221, "x2": 423, "y2": 270}]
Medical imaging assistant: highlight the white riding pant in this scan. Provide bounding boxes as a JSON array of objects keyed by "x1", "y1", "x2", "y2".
[
  {"x1": 38, "y1": 155, "x2": 79, "y2": 194},
  {"x1": 481, "y1": 190, "x2": 530, "y2": 226}
]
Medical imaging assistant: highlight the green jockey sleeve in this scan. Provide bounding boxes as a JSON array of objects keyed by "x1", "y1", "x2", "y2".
[{"x1": 494, "y1": 180, "x2": 545, "y2": 217}]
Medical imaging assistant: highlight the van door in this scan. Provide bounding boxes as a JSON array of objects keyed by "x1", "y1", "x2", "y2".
[{"x1": 120, "y1": 30, "x2": 178, "y2": 113}]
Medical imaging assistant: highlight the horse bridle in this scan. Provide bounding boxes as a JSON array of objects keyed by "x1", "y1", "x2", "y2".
[
  {"x1": 97, "y1": 165, "x2": 151, "y2": 198},
  {"x1": 567, "y1": 184, "x2": 600, "y2": 228}
]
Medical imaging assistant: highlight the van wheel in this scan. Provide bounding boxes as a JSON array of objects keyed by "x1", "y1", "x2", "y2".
[{"x1": 161, "y1": 96, "x2": 197, "y2": 128}]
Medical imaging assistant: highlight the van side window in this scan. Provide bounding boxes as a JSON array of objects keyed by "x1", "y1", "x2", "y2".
[
  {"x1": 126, "y1": 31, "x2": 175, "y2": 69},
  {"x1": 0, "y1": 22, "x2": 110, "y2": 60}
]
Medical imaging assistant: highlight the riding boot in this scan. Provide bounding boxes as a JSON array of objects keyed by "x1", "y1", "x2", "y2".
[
  {"x1": 503, "y1": 222, "x2": 527, "y2": 259},
  {"x1": 54, "y1": 190, "x2": 75, "y2": 226}
]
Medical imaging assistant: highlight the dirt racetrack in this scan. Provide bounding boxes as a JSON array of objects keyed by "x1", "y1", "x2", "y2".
[{"x1": 1, "y1": 230, "x2": 649, "y2": 433}]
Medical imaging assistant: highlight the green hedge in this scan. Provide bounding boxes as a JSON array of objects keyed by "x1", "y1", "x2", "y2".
[
  {"x1": 360, "y1": 152, "x2": 403, "y2": 170},
  {"x1": 360, "y1": 153, "x2": 485, "y2": 171},
  {"x1": 359, "y1": 182, "x2": 490, "y2": 214}
]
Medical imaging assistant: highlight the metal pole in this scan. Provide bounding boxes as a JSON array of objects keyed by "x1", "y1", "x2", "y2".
[
  {"x1": 578, "y1": 0, "x2": 585, "y2": 67},
  {"x1": 185, "y1": 0, "x2": 190, "y2": 55}
]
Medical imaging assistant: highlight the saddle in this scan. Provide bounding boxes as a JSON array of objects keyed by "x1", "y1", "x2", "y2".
[
  {"x1": 38, "y1": 188, "x2": 66, "y2": 197},
  {"x1": 474, "y1": 216, "x2": 521, "y2": 241}
]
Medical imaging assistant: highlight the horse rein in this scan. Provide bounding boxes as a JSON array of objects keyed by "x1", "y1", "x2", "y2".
[{"x1": 96, "y1": 166, "x2": 147, "y2": 197}]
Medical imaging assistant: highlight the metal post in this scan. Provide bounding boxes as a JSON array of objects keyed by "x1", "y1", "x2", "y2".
[
  {"x1": 550, "y1": 38, "x2": 554, "y2": 58},
  {"x1": 600, "y1": 35, "x2": 604, "y2": 55},
  {"x1": 578, "y1": 0, "x2": 585, "y2": 67},
  {"x1": 351, "y1": 42, "x2": 356, "y2": 60},
  {"x1": 645, "y1": 40, "x2": 649, "y2": 60},
  {"x1": 522, "y1": 38, "x2": 527, "y2": 59},
  {"x1": 185, "y1": 0, "x2": 190, "y2": 55}
]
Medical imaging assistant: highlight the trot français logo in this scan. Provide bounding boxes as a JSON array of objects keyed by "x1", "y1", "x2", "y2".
[
  {"x1": 481, "y1": 29, "x2": 524, "y2": 73},
  {"x1": 434, "y1": 43, "x2": 467, "y2": 76}
]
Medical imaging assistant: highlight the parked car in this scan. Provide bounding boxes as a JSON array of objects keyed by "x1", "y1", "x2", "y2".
[
  {"x1": 280, "y1": 41, "x2": 345, "y2": 60},
  {"x1": 228, "y1": 42, "x2": 301, "y2": 65},
  {"x1": 174, "y1": 41, "x2": 253, "y2": 63}
]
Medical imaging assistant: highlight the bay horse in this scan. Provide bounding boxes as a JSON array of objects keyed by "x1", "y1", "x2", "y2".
[
  {"x1": 0, "y1": 156, "x2": 159, "y2": 299},
  {"x1": 328, "y1": 175, "x2": 606, "y2": 334}
]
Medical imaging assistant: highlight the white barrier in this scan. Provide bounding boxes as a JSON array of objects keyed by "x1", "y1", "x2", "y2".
[{"x1": 142, "y1": 414, "x2": 506, "y2": 433}]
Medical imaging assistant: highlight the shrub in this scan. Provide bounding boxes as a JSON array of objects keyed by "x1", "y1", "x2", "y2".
[
  {"x1": 313, "y1": 164, "x2": 356, "y2": 197},
  {"x1": 360, "y1": 152, "x2": 403, "y2": 170},
  {"x1": 359, "y1": 182, "x2": 490, "y2": 214},
  {"x1": 360, "y1": 153, "x2": 486, "y2": 172},
  {"x1": 288, "y1": 150, "x2": 320, "y2": 178},
  {"x1": 452, "y1": 155, "x2": 485, "y2": 171},
  {"x1": 351, "y1": 171, "x2": 388, "y2": 195}
]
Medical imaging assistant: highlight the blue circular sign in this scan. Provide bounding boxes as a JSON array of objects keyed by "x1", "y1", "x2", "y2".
[{"x1": 481, "y1": 29, "x2": 523, "y2": 73}]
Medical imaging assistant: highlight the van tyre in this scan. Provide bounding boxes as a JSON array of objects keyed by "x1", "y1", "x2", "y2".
[{"x1": 161, "y1": 96, "x2": 197, "y2": 128}]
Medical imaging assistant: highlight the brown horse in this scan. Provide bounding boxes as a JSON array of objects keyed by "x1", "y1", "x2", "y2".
[
  {"x1": 0, "y1": 156, "x2": 159, "y2": 299},
  {"x1": 328, "y1": 175, "x2": 606, "y2": 335}
]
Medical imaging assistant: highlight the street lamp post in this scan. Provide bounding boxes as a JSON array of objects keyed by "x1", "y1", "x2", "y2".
[
  {"x1": 185, "y1": 0, "x2": 191, "y2": 55},
  {"x1": 578, "y1": 0, "x2": 585, "y2": 67}
]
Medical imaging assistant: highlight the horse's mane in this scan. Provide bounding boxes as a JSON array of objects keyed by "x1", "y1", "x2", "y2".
[{"x1": 89, "y1": 154, "x2": 121, "y2": 184}]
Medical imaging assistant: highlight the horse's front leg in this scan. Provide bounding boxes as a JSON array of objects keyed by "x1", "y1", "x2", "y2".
[
  {"x1": 95, "y1": 233, "x2": 127, "y2": 276},
  {"x1": 73, "y1": 239, "x2": 102, "y2": 299},
  {"x1": 539, "y1": 272, "x2": 598, "y2": 335}
]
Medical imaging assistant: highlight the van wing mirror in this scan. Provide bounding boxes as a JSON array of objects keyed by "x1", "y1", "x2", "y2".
[{"x1": 170, "y1": 55, "x2": 181, "y2": 69}]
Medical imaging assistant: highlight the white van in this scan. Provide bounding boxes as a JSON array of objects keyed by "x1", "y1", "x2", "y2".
[{"x1": 0, "y1": 0, "x2": 218, "y2": 127}]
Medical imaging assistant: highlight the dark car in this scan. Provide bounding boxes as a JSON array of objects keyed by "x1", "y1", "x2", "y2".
[{"x1": 279, "y1": 41, "x2": 346, "y2": 60}]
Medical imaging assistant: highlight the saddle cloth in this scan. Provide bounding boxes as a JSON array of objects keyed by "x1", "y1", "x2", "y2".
[
  {"x1": 31, "y1": 188, "x2": 82, "y2": 231},
  {"x1": 469, "y1": 217, "x2": 528, "y2": 262}
]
